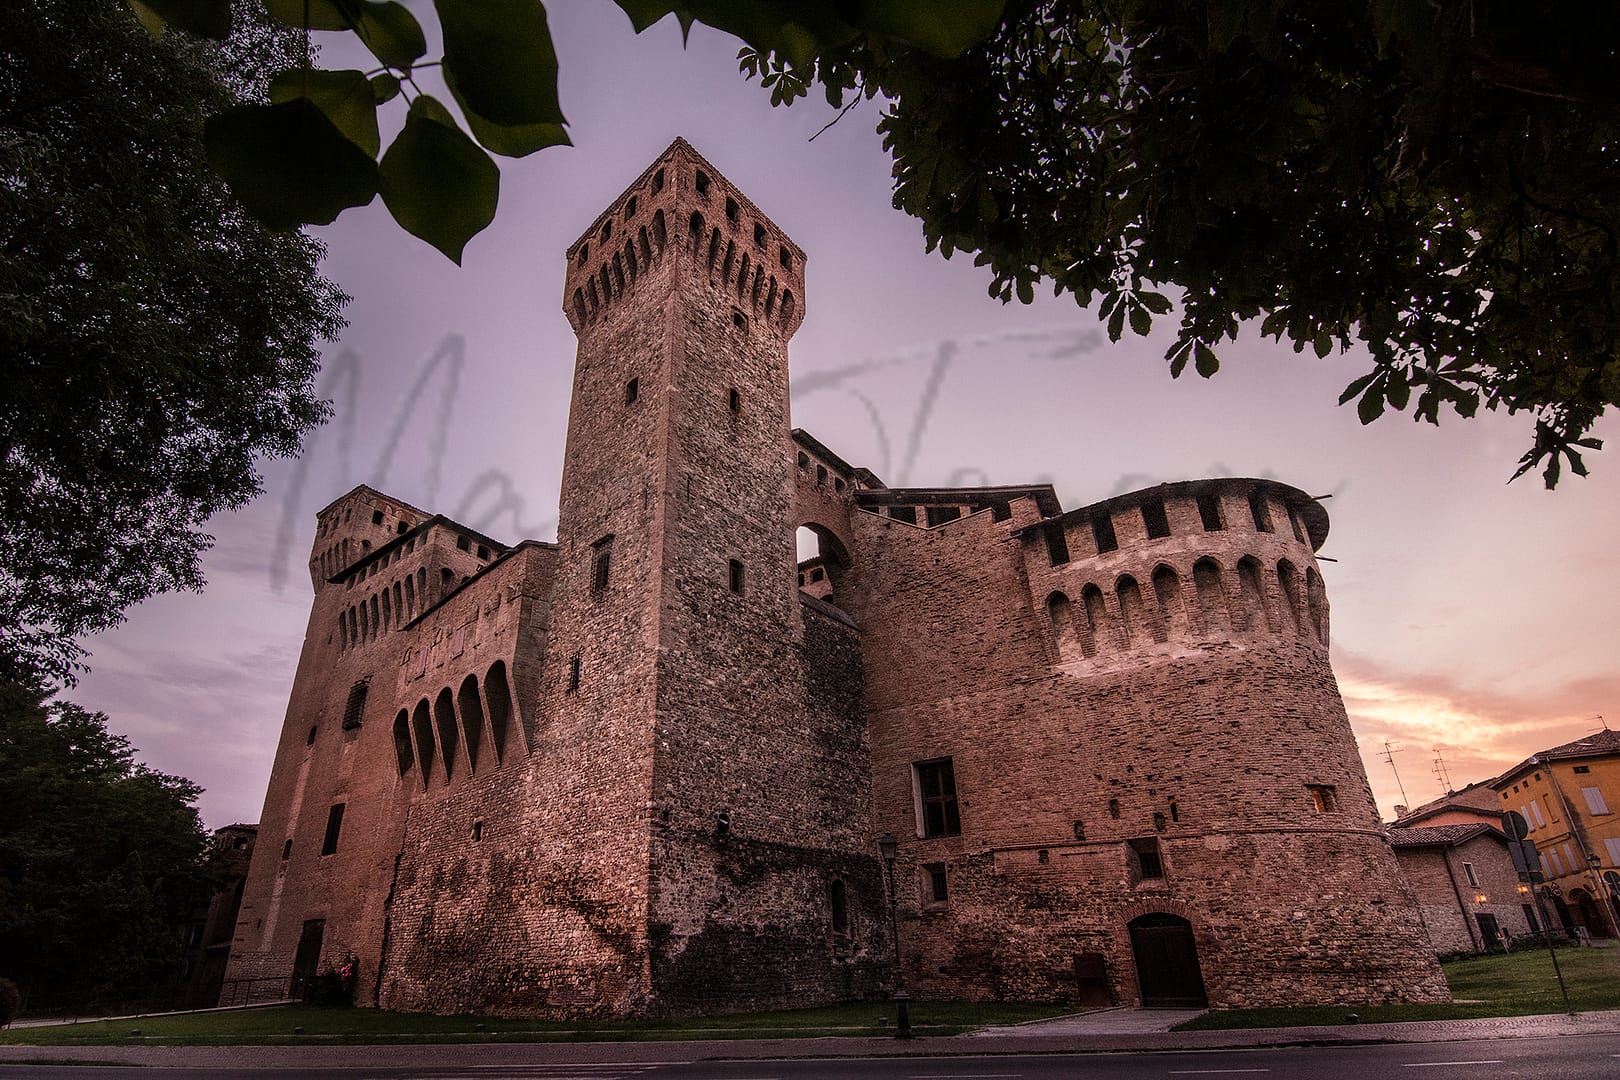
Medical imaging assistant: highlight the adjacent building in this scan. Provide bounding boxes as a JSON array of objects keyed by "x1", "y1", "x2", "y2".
[
  {"x1": 1491, "y1": 728, "x2": 1620, "y2": 938},
  {"x1": 222, "y1": 138, "x2": 1448, "y2": 1016}
]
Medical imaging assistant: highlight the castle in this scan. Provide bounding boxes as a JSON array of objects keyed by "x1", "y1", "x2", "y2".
[{"x1": 222, "y1": 139, "x2": 1449, "y2": 1015}]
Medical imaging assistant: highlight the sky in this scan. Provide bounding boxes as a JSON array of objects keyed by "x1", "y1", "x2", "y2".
[{"x1": 68, "y1": 4, "x2": 1620, "y2": 831}]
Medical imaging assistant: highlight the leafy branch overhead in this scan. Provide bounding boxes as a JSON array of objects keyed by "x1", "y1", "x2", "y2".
[
  {"x1": 136, "y1": 0, "x2": 1005, "y2": 262},
  {"x1": 735, "y1": 0, "x2": 1619, "y2": 486}
]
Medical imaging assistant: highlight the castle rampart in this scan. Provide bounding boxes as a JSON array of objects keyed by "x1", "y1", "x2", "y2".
[{"x1": 226, "y1": 139, "x2": 1446, "y2": 1017}]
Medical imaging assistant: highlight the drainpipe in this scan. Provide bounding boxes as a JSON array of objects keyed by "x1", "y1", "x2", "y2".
[{"x1": 1441, "y1": 845, "x2": 1483, "y2": 952}]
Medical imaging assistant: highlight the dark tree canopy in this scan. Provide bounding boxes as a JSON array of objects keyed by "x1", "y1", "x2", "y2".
[
  {"x1": 746, "y1": 0, "x2": 1620, "y2": 485},
  {"x1": 0, "y1": 1, "x2": 347, "y2": 686},
  {"x1": 0, "y1": 680, "x2": 220, "y2": 1000}
]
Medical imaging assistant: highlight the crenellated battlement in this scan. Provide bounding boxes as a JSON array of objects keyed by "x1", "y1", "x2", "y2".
[{"x1": 563, "y1": 139, "x2": 805, "y2": 337}]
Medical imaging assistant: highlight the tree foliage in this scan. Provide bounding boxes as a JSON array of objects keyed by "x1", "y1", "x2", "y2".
[
  {"x1": 132, "y1": 0, "x2": 1004, "y2": 261},
  {"x1": 0, "y1": 0, "x2": 347, "y2": 686},
  {"x1": 740, "y1": 0, "x2": 1619, "y2": 485},
  {"x1": 0, "y1": 680, "x2": 220, "y2": 1001}
]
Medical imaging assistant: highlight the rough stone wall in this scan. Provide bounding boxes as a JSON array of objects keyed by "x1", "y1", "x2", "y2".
[
  {"x1": 849, "y1": 482, "x2": 1447, "y2": 1007},
  {"x1": 1395, "y1": 835, "x2": 1536, "y2": 954}
]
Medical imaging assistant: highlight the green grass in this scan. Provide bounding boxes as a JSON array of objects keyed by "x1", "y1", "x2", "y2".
[
  {"x1": 1176, "y1": 943, "x2": 1620, "y2": 1030},
  {"x1": 0, "y1": 999, "x2": 1072, "y2": 1046}
]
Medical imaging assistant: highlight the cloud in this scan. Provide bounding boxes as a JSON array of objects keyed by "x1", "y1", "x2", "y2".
[{"x1": 1335, "y1": 650, "x2": 1616, "y2": 815}]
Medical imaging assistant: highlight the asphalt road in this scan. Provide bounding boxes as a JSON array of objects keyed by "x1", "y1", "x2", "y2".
[{"x1": 4, "y1": 1035, "x2": 1618, "y2": 1080}]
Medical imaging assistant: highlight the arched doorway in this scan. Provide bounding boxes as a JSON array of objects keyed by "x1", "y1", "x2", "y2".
[
  {"x1": 1128, "y1": 913, "x2": 1208, "y2": 1007},
  {"x1": 796, "y1": 522, "x2": 851, "y2": 610}
]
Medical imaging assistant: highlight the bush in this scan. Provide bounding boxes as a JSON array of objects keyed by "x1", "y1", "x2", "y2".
[
  {"x1": 306, "y1": 955, "x2": 358, "y2": 1007},
  {"x1": 0, "y1": 977, "x2": 19, "y2": 1027}
]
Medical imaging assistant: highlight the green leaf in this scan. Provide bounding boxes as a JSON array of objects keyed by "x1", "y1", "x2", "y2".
[
  {"x1": 613, "y1": 0, "x2": 687, "y2": 33},
  {"x1": 271, "y1": 69, "x2": 380, "y2": 157},
  {"x1": 1106, "y1": 300, "x2": 1126, "y2": 341},
  {"x1": 1338, "y1": 371, "x2": 1378, "y2": 406},
  {"x1": 371, "y1": 73, "x2": 401, "y2": 104},
  {"x1": 379, "y1": 96, "x2": 500, "y2": 263},
  {"x1": 1167, "y1": 338, "x2": 1193, "y2": 378},
  {"x1": 1385, "y1": 372, "x2": 1411, "y2": 411},
  {"x1": 436, "y1": 0, "x2": 566, "y2": 128},
  {"x1": 1312, "y1": 328, "x2": 1332, "y2": 358},
  {"x1": 127, "y1": 1, "x2": 166, "y2": 38},
  {"x1": 1193, "y1": 340, "x2": 1220, "y2": 378},
  {"x1": 1356, "y1": 383, "x2": 1387, "y2": 424},
  {"x1": 1128, "y1": 300, "x2": 1151, "y2": 337},
  {"x1": 1137, "y1": 290, "x2": 1172, "y2": 315},
  {"x1": 205, "y1": 99, "x2": 380, "y2": 229},
  {"x1": 852, "y1": 0, "x2": 1008, "y2": 58},
  {"x1": 266, "y1": 0, "x2": 351, "y2": 30},
  {"x1": 445, "y1": 68, "x2": 571, "y2": 157},
  {"x1": 133, "y1": 0, "x2": 231, "y2": 38},
  {"x1": 351, "y1": 1, "x2": 427, "y2": 71},
  {"x1": 1016, "y1": 276, "x2": 1034, "y2": 304}
]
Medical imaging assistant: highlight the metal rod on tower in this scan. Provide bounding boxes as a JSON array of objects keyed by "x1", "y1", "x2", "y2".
[
  {"x1": 1432, "y1": 748, "x2": 1454, "y2": 795},
  {"x1": 1381, "y1": 739, "x2": 1410, "y2": 808}
]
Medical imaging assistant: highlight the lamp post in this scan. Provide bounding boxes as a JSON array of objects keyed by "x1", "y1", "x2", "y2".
[{"x1": 877, "y1": 832, "x2": 912, "y2": 1039}]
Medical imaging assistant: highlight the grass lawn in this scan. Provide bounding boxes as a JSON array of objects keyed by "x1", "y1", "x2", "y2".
[
  {"x1": 0, "y1": 999, "x2": 1072, "y2": 1046},
  {"x1": 1176, "y1": 943, "x2": 1620, "y2": 1030}
]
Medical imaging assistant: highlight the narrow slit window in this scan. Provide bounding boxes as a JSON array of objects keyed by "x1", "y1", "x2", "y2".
[
  {"x1": 321, "y1": 803, "x2": 345, "y2": 856},
  {"x1": 567, "y1": 655, "x2": 581, "y2": 693},
  {"x1": 1044, "y1": 523, "x2": 1070, "y2": 566},
  {"x1": 728, "y1": 558, "x2": 744, "y2": 594},
  {"x1": 914, "y1": 758, "x2": 962, "y2": 838},
  {"x1": 1249, "y1": 489, "x2": 1273, "y2": 532},
  {"x1": 729, "y1": 388, "x2": 741, "y2": 413},
  {"x1": 341, "y1": 680, "x2": 368, "y2": 731},
  {"x1": 1307, "y1": 783, "x2": 1338, "y2": 813},
  {"x1": 591, "y1": 535, "x2": 613, "y2": 595},
  {"x1": 625, "y1": 377, "x2": 639, "y2": 404},
  {"x1": 1196, "y1": 489, "x2": 1224, "y2": 531}
]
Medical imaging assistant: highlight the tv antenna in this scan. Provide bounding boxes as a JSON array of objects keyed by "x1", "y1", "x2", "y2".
[
  {"x1": 1381, "y1": 740, "x2": 1410, "y2": 808},
  {"x1": 1432, "y1": 749, "x2": 1454, "y2": 795}
]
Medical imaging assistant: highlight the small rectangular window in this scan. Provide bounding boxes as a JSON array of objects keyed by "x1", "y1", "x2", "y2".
[
  {"x1": 729, "y1": 387, "x2": 741, "y2": 413},
  {"x1": 728, "y1": 558, "x2": 744, "y2": 594},
  {"x1": 341, "y1": 680, "x2": 369, "y2": 731},
  {"x1": 591, "y1": 535, "x2": 613, "y2": 595},
  {"x1": 321, "y1": 803, "x2": 345, "y2": 856},
  {"x1": 1141, "y1": 499, "x2": 1171, "y2": 539},
  {"x1": 372, "y1": 510, "x2": 384, "y2": 525},
  {"x1": 1463, "y1": 861, "x2": 1479, "y2": 887},
  {"x1": 1573, "y1": 765, "x2": 1591, "y2": 774},
  {"x1": 457, "y1": 535, "x2": 471, "y2": 552},
  {"x1": 625, "y1": 377, "x2": 639, "y2": 404},
  {"x1": 1308, "y1": 784, "x2": 1338, "y2": 813},
  {"x1": 1092, "y1": 514, "x2": 1118, "y2": 553},
  {"x1": 925, "y1": 506, "x2": 962, "y2": 527},
  {"x1": 281, "y1": 838, "x2": 293, "y2": 860},
  {"x1": 1044, "y1": 523, "x2": 1070, "y2": 566},
  {"x1": 914, "y1": 758, "x2": 962, "y2": 838},
  {"x1": 1128, "y1": 837, "x2": 1163, "y2": 880},
  {"x1": 1196, "y1": 490, "x2": 1223, "y2": 531},
  {"x1": 925, "y1": 863, "x2": 948, "y2": 904},
  {"x1": 888, "y1": 506, "x2": 917, "y2": 524}
]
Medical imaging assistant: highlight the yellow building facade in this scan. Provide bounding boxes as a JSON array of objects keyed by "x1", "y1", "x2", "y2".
[{"x1": 1492, "y1": 729, "x2": 1620, "y2": 937}]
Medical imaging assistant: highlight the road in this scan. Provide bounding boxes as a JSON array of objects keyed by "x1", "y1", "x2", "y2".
[{"x1": 3, "y1": 1035, "x2": 1617, "y2": 1080}]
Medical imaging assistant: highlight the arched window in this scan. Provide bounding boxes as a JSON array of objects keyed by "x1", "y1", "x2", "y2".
[
  {"x1": 1047, "y1": 591, "x2": 1082, "y2": 662},
  {"x1": 1192, "y1": 558, "x2": 1229, "y2": 634},
  {"x1": 338, "y1": 614, "x2": 348, "y2": 650},
  {"x1": 1236, "y1": 556, "x2": 1270, "y2": 631},
  {"x1": 1277, "y1": 559, "x2": 1304, "y2": 633},
  {"x1": 393, "y1": 710, "x2": 414, "y2": 775},
  {"x1": 1305, "y1": 567, "x2": 1328, "y2": 644},
  {"x1": 765, "y1": 276, "x2": 779, "y2": 316},
  {"x1": 1249, "y1": 488, "x2": 1273, "y2": 532},
  {"x1": 434, "y1": 687, "x2": 459, "y2": 781},
  {"x1": 380, "y1": 587, "x2": 392, "y2": 631},
  {"x1": 737, "y1": 252, "x2": 751, "y2": 298},
  {"x1": 721, "y1": 238, "x2": 736, "y2": 283},
  {"x1": 780, "y1": 290, "x2": 795, "y2": 322},
  {"x1": 1150, "y1": 565, "x2": 1184, "y2": 641},
  {"x1": 404, "y1": 572, "x2": 416, "y2": 619},
  {"x1": 486, "y1": 660, "x2": 514, "y2": 760},
  {"x1": 1081, "y1": 584, "x2": 1109, "y2": 656},
  {"x1": 458, "y1": 675, "x2": 486, "y2": 772},
  {"x1": 689, "y1": 209, "x2": 704, "y2": 241},
  {"x1": 1116, "y1": 576, "x2": 1147, "y2": 648},
  {"x1": 651, "y1": 209, "x2": 666, "y2": 252},
  {"x1": 412, "y1": 698, "x2": 436, "y2": 785},
  {"x1": 623, "y1": 240, "x2": 638, "y2": 282}
]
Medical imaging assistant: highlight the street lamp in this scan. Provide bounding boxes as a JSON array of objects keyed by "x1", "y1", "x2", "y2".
[{"x1": 877, "y1": 832, "x2": 911, "y2": 1039}]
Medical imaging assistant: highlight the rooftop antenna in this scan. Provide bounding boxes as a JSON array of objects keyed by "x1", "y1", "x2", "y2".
[
  {"x1": 1381, "y1": 740, "x2": 1410, "y2": 808},
  {"x1": 1432, "y1": 749, "x2": 1454, "y2": 795},
  {"x1": 1594, "y1": 714, "x2": 1609, "y2": 732}
]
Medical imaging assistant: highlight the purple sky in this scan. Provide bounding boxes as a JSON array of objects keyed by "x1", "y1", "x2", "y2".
[{"x1": 69, "y1": 4, "x2": 1620, "y2": 830}]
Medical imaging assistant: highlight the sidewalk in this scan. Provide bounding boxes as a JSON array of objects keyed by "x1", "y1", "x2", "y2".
[{"x1": 3, "y1": 1008, "x2": 1619, "y2": 1069}]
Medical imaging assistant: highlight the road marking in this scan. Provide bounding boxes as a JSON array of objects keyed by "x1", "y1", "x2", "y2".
[
  {"x1": 1167, "y1": 1071, "x2": 1271, "y2": 1075},
  {"x1": 910, "y1": 1075, "x2": 1023, "y2": 1078},
  {"x1": 1401, "y1": 1063, "x2": 1505, "y2": 1068}
]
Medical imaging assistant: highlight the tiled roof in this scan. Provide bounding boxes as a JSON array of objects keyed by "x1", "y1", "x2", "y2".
[
  {"x1": 1388, "y1": 823, "x2": 1504, "y2": 849},
  {"x1": 1496, "y1": 728, "x2": 1620, "y2": 786}
]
